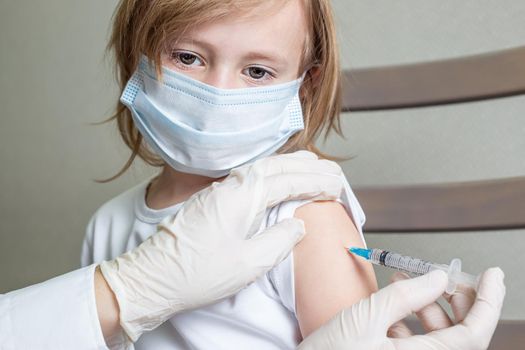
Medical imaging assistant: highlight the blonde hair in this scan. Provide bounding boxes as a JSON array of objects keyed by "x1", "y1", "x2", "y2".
[{"x1": 102, "y1": 0, "x2": 345, "y2": 182}]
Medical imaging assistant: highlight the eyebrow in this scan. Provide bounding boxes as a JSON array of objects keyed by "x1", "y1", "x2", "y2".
[
  {"x1": 242, "y1": 51, "x2": 288, "y2": 67},
  {"x1": 176, "y1": 38, "x2": 288, "y2": 67}
]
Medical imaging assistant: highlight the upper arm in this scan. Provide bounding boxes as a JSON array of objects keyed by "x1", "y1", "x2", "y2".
[{"x1": 293, "y1": 200, "x2": 378, "y2": 337}]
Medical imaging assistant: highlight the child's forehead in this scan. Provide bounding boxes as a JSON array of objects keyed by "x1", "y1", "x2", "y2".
[{"x1": 170, "y1": 0, "x2": 308, "y2": 60}]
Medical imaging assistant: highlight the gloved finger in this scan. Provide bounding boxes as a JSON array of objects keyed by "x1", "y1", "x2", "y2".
[
  {"x1": 462, "y1": 268, "x2": 505, "y2": 337},
  {"x1": 417, "y1": 302, "x2": 454, "y2": 332},
  {"x1": 387, "y1": 273, "x2": 414, "y2": 338},
  {"x1": 228, "y1": 153, "x2": 322, "y2": 179},
  {"x1": 446, "y1": 284, "x2": 476, "y2": 323},
  {"x1": 395, "y1": 269, "x2": 506, "y2": 350},
  {"x1": 242, "y1": 218, "x2": 306, "y2": 271},
  {"x1": 263, "y1": 156, "x2": 342, "y2": 178},
  {"x1": 375, "y1": 270, "x2": 448, "y2": 331},
  {"x1": 387, "y1": 320, "x2": 414, "y2": 338},
  {"x1": 265, "y1": 173, "x2": 343, "y2": 208},
  {"x1": 391, "y1": 333, "x2": 450, "y2": 350},
  {"x1": 390, "y1": 272, "x2": 453, "y2": 333}
]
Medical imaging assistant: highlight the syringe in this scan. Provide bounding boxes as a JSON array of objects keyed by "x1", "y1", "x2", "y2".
[{"x1": 348, "y1": 247, "x2": 480, "y2": 294}]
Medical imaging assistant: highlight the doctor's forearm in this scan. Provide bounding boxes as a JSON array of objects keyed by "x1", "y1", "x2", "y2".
[{"x1": 94, "y1": 265, "x2": 122, "y2": 344}]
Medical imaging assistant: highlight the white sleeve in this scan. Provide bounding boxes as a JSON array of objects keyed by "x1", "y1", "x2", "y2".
[
  {"x1": 0, "y1": 265, "x2": 109, "y2": 350},
  {"x1": 81, "y1": 215, "x2": 96, "y2": 267}
]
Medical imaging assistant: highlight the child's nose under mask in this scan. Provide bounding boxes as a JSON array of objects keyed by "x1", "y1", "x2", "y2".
[{"x1": 120, "y1": 55, "x2": 305, "y2": 178}]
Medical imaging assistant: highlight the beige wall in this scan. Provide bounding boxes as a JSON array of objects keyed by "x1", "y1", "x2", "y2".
[
  {"x1": 328, "y1": 0, "x2": 525, "y2": 320},
  {"x1": 1, "y1": 1, "x2": 523, "y2": 319},
  {"x1": 0, "y1": 0, "x2": 154, "y2": 292}
]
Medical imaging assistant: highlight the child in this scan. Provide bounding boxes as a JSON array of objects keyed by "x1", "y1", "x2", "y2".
[{"x1": 82, "y1": 0, "x2": 378, "y2": 348}]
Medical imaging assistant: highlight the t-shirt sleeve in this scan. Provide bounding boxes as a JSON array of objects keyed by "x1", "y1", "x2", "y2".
[
  {"x1": 81, "y1": 214, "x2": 96, "y2": 267},
  {"x1": 266, "y1": 173, "x2": 366, "y2": 315}
]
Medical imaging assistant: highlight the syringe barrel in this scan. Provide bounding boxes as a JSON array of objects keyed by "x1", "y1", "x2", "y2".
[
  {"x1": 369, "y1": 249, "x2": 433, "y2": 276},
  {"x1": 369, "y1": 250, "x2": 479, "y2": 294}
]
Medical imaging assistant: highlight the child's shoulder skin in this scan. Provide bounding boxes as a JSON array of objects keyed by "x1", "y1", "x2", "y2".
[{"x1": 293, "y1": 200, "x2": 378, "y2": 337}]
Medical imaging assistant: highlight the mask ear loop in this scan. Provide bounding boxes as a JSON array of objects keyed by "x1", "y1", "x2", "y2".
[
  {"x1": 297, "y1": 61, "x2": 321, "y2": 102},
  {"x1": 298, "y1": 71, "x2": 308, "y2": 83},
  {"x1": 299, "y1": 60, "x2": 322, "y2": 86}
]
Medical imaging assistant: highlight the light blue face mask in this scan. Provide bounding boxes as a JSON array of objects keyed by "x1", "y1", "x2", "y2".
[{"x1": 120, "y1": 55, "x2": 305, "y2": 177}]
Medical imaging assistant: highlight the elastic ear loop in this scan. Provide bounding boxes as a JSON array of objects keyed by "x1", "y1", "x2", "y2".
[{"x1": 300, "y1": 61, "x2": 322, "y2": 87}]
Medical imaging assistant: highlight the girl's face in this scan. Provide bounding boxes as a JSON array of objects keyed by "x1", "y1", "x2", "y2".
[{"x1": 161, "y1": 0, "x2": 308, "y2": 89}]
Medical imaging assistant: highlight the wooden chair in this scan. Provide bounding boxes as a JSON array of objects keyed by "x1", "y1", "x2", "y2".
[{"x1": 341, "y1": 46, "x2": 525, "y2": 349}]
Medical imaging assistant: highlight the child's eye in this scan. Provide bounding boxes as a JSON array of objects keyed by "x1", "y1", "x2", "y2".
[
  {"x1": 171, "y1": 51, "x2": 203, "y2": 67},
  {"x1": 243, "y1": 66, "x2": 274, "y2": 82}
]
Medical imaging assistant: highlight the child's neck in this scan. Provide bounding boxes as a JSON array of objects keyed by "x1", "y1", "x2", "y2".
[{"x1": 145, "y1": 165, "x2": 225, "y2": 210}]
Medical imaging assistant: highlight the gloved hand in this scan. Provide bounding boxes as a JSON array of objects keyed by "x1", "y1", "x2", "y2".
[
  {"x1": 297, "y1": 268, "x2": 505, "y2": 350},
  {"x1": 387, "y1": 270, "x2": 477, "y2": 337},
  {"x1": 100, "y1": 151, "x2": 344, "y2": 341}
]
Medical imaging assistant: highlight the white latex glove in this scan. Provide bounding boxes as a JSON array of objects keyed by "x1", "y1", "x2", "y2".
[
  {"x1": 297, "y1": 268, "x2": 505, "y2": 350},
  {"x1": 100, "y1": 151, "x2": 344, "y2": 341},
  {"x1": 387, "y1": 270, "x2": 478, "y2": 337}
]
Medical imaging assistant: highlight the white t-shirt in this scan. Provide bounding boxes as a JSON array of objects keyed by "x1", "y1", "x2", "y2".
[{"x1": 81, "y1": 174, "x2": 366, "y2": 350}]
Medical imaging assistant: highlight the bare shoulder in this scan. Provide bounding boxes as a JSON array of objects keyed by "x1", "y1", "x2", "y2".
[
  {"x1": 292, "y1": 200, "x2": 377, "y2": 337},
  {"x1": 293, "y1": 200, "x2": 361, "y2": 245}
]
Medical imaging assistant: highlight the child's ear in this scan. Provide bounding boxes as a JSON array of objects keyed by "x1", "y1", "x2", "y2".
[
  {"x1": 299, "y1": 65, "x2": 321, "y2": 100},
  {"x1": 306, "y1": 66, "x2": 321, "y2": 87}
]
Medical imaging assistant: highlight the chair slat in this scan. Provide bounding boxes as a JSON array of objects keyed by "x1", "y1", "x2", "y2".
[
  {"x1": 354, "y1": 176, "x2": 525, "y2": 232},
  {"x1": 342, "y1": 46, "x2": 525, "y2": 111}
]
